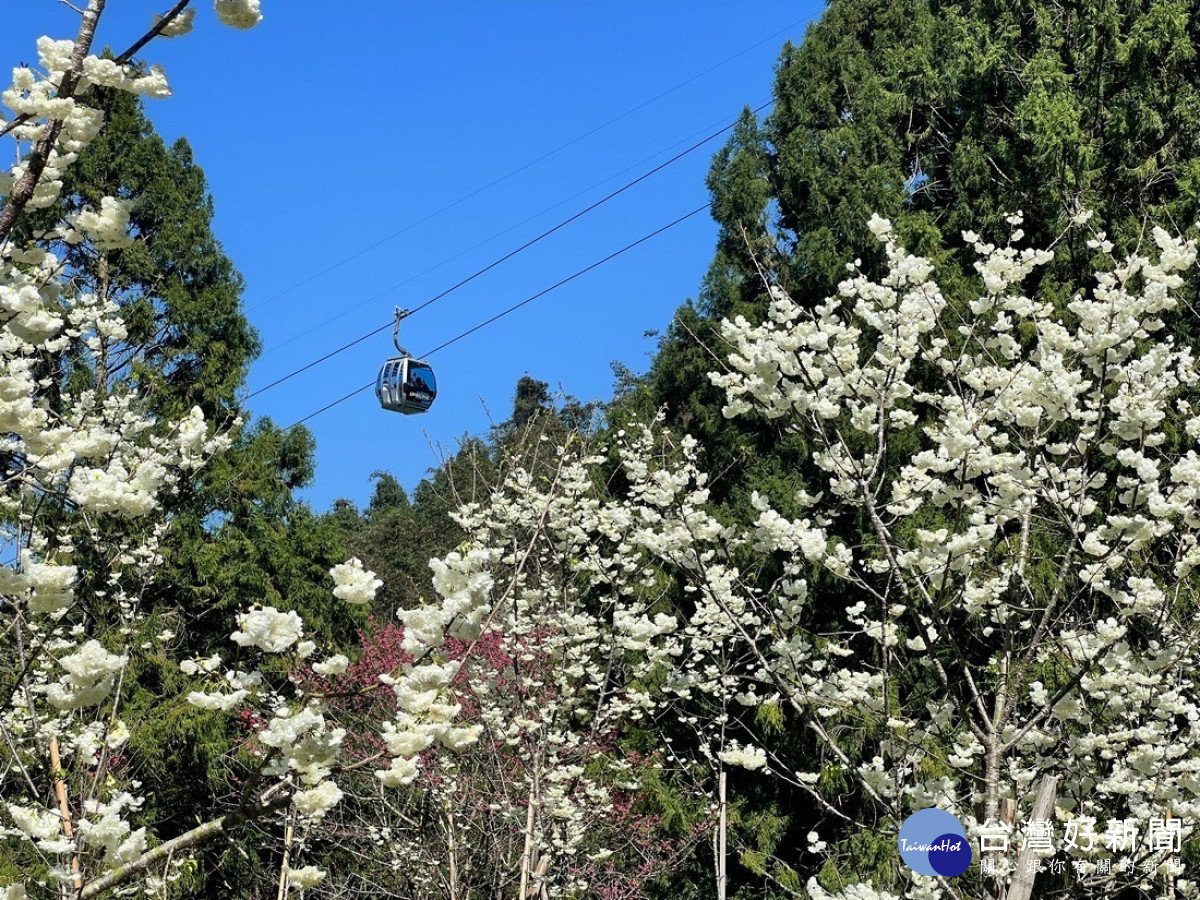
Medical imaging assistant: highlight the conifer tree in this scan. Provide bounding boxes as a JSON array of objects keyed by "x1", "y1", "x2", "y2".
[
  {"x1": 40, "y1": 82, "x2": 257, "y2": 419},
  {"x1": 647, "y1": 0, "x2": 1200, "y2": 470}
]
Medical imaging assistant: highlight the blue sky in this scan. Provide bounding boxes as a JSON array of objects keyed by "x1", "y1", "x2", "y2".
[{"x1": 2, "y1": 2, "x2": 823, "y2": 510}]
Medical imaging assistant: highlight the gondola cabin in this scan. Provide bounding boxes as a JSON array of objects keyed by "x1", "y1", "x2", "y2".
[{"x1": 377, "y1": 355, "x2": 436, "y2": 414}]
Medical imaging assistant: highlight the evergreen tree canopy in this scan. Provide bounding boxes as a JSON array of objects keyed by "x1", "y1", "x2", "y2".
[
  {"x1": 649, "y1": 0, "x2": 1200, "y2": 455},
  {"x1": 45, "y1": 83, "x2": 259, "y2": 420},
  {"x1": 707, "y1": 0, "x2": 1200, "y2": 316}
]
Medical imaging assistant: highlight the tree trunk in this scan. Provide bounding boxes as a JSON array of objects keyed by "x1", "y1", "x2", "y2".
[
  {"x1": 717, "y1": 768, "x2": 727, "y2": 900},
  {"x1": 445, "y1": 807, "x2": 460, "y2": 900},
  {"x1": 518, "y1": 770, "x2": 538, "y2": 900},
  {"x1": 275, "y1": 813, "x2": 294, "y2": 900},
  {"x1": 1006, "y1": 776, "x2": 1057, "y2": 900},
  {"x1": 49, "y1": 736, "x2": 81, "y2": 897}
]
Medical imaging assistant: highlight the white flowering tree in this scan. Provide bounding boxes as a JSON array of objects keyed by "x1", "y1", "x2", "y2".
[
  {"x1": 0, "y1": 4, "x2": 352, "y2": 900},
  {"x1": 354, "y1": 428, "x2": 708, "y2": 898},
  {"x1": 694, "y1": 213, "x2": 1200, "y2": 899}
]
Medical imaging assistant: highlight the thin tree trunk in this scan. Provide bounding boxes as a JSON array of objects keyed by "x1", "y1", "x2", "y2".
[
  {"x1": 49, "y1": 736, "x2": 81, "y2": 897},
  {"x1": 717, "y1": 768, "x2": 727, "y2": 900},
  {"x1": 276, "y1": 813, "x2": 294, "y2": 900},
  {"x1": 445, "y1": 807, "x2": 460, "y2": 900},
  {"x1": 518, "y1": 771, "x2": 537, "y2": 900},
  {"x1": 985, "y1": 654, "x2": 1010, "y2": 824},
  {"x1": 1006, "y1": 776, "x2": 1057, "y2": 900},
  {"x1": 985, "y1": 725, "x2": 1004, "y2": 900},
  {"x1": 985, "y1": 734, "x2": 1002, "y2": 823}
]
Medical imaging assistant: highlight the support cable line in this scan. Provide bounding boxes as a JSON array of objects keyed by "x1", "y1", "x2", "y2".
[
  {"x1": 287, "y1": 203, "x2": 709, "y2": 427},
  {"x1": 262, "y1": 98, "x2": 770, "y2": 359},
  {"x1": 245, "y1": 101, "x2": 769, "y2": 402},
  {"x1": 246, "y1": 16, "x2": 805, "y2": 312},
  {"x1": 400, "y1": 102, "x2": 768, "y2": 322},
  {"x1": 246, "y1": 322, "x2": 392, "y2": 400}
]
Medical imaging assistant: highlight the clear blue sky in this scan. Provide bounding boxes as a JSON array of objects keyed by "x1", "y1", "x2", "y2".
[{"x1": 2, "y1": 2, "x2": 823, "y2": 510}]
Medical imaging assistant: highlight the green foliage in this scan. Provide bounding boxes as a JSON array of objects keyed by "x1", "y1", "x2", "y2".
[
  {"x1": 367, "y1": 470, "x2": 409, "y2": 515},
  {"x1": 510, "y1": 373, "x2": 553, "y2": 428},
  {"x1": 43, "y1": 83, "x2": 259, "y2": 420},
  {"x1": 328, "y1": 444, "x2": 474, "y2": 618},
  {"x1": 42, "y1": 84, "x2": 359, "y2": 640},
  {"x1": 163, "y1": 423, "x2": 359, "y2": 654},
  {"x1": 817, "y1": 828, "x2": 901, "y2": 896},
  {"x1": 645, "y1": 0, "x2": 1200, "y2": 469}
]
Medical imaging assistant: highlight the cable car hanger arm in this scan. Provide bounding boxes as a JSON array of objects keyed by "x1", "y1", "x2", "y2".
[{"x1": 393, "y1": 307, "x2": 411, "y2": 357}]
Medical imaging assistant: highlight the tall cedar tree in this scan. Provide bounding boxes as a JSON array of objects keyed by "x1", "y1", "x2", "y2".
[
  {"x1": 645, "y1": 0, "x2": 1200, "y2": 510},
  {"x1": 44, "y1": 86, "x2": 353, "y2": 642},
  {"x1": 48, "y1": 84, "x2": 257, "y2": 419}
]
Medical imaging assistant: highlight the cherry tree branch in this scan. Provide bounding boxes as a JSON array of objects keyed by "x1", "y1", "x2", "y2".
[{"x1": 0, "y1": 0, "x2": 104, "y2": 244}]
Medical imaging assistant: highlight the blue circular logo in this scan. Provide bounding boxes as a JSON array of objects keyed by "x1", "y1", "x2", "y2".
[{"x1": 898, "y1": 809, "x2": 971, "y2": 877}]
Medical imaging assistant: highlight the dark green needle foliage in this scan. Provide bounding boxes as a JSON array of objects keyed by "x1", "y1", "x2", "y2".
[
  {"x1": 40, "y1": 84, "x2": 356, "y2": 640},
  {"x1": 45, "y1": 82, "x2": 258, "y2": 420}
]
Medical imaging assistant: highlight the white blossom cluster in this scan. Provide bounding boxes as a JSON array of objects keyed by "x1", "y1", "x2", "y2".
[
  {"x1": 375, "y1": 547, "x2": 497, "y2": 787},
  {"x1": 62, "y1": 196, "x2": 136, "y2": 250},
  {"x1": 231, "y1": 605, "x2": 305, "y2": 653},
  {"x1": 258, "y1": 704, "x2": 346, "y2": 785},
  {"x1": 40, "y1": 640, "x2": 128, "y2": 710},
  {"x1": 214, "y1": 0, "x2": 264, "y2": 30},
  {"x1": 329, "y1": 556, "x2": 382, "y2": 604},
  {"x1": 284, "y1": 864, "x2": 324, "y2": 891},
  {"x1": 718, "y1": 742, "x2": 767, "y2": 770},
  {"x1": 155, "y1": 8, "x2": 197, "y2": 38},
  {"x1": 0, "y1": 3, "x2": 263, "y2": 204}
]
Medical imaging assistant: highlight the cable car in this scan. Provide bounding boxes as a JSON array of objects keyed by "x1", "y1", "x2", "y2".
[{"x1": 377, "y1": 308, "x2": 436, "y2": 415}]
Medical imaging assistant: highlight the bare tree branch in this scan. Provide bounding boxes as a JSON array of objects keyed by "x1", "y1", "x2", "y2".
[{"x1": 77, "y1": 793, "x2": 292, "y2": 900}]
